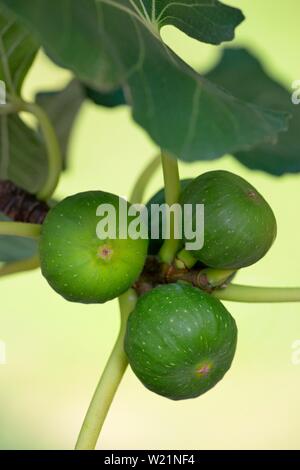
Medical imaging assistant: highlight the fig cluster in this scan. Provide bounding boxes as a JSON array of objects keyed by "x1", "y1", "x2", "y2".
[{"x1": 39, "y1": 171, "x2": 276, "y2": 400}]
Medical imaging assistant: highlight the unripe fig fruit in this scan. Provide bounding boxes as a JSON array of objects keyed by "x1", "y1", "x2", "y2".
[
  {"x1": 125, "y1": 282, "x2": 237, "y2": 400},
  {"x1": 180, "y1": 170, "x2": 277, "y2": 269},
  {"x1": 146, "y1": 179, "x2": 192, "y2": 254},
  {"x1": 39, "y1": 191, "x2": 148, "y2": 304}
]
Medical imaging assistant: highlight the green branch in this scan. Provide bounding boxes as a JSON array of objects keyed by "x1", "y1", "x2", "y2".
[
  {"x1": 0, "y1": 221, "x2": 41, "y2": 239},
  {"x1": 75, "y1": 289, "x2": 137, "y2": 450},
  {"x1": 158, "y1": 150, "x2": 181, "y2": 264},
  {"x1": 214, "y1": 284, "x2": 300, "y2": 303}
]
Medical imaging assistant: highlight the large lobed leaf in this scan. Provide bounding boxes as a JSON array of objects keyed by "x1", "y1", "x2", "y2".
[
  {"x1": 147, "y1": 0, "x2": 244, "y2": 44},
  {"x1": 206, "y1": 48, "x2": 300, "y2": 175},
  {"x1": 1, "y1": 0, "x2": 289, "y2": 163},
  {"x1": 1, "y1": 0, "x2": 244, "y2": 89}
]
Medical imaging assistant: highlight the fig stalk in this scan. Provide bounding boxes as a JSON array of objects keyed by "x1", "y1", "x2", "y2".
[
  {"x1": 75, "y1": 289, "x2": 137, "y2": 450},
  {"x1": 214, "y1": 284, "x2": 300, "y2": 303},
  {"x1": 158, "y1": 150, "x2": 181, "y2": 264}
]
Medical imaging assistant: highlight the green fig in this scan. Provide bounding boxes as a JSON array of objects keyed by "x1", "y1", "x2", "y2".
[
  {"x1": 180, "y1": 170, "x2": 277, "y2": 269},
  {"x1": 39, "y1": 191, "x2": 148, "y2": 304},
  {"x1": 125, "y1": 282, "x2": 237, "y2": 400}
]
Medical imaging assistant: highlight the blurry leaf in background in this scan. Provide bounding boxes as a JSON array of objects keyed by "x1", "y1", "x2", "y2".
[
  {"x1": 1, "y1": 0, "x2": 289, "y2": 164},
  {"x1": 0, "y1": 4, "x2": 49, "y2": 193},
  {"x1": 206, "y1": 48, "x2": 300, "y2": 175},
  {"x1": 0, "y1": 114, "x2": 47, "y2": 193},
  {"x1": 36, "y1": 80, "x2": 84, "y2": 167},
  {"x1": 0, "y1": 213, "x2": 37, "y2": 262},
  {"x1": 0, "y1": 3, "x2": 38, "y2": 94},
  {"x1": 35, "y1": 79, "x2": 127, "y2": 170}
]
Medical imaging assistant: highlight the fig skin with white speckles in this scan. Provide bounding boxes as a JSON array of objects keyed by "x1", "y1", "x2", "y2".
[
  {"x1": 39, "y1": 191, "x2": 148, "y2": 304},
  {"x1": 180, "y1": 170, "x2": 277, "y2": 269},
  {"x1": 125, "y1": 283, "x2": 237, "y2": 400}
]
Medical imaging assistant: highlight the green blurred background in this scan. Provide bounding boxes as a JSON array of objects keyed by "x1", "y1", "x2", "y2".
[{"x1": 1, "y1": 0, "x2": 300, "y2": 449}]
